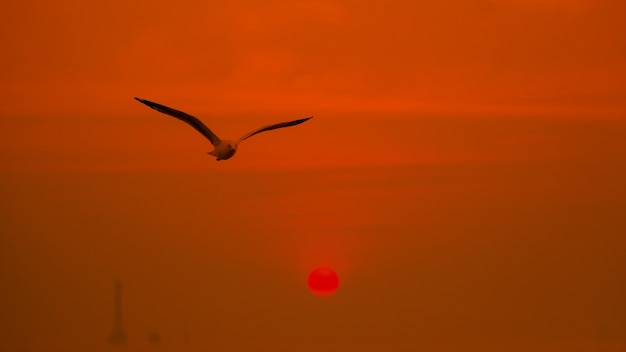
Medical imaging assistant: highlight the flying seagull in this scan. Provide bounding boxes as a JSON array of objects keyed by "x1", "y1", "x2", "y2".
[{"x1": 135, "y1": 98, "x2": 312, "y2": 161}]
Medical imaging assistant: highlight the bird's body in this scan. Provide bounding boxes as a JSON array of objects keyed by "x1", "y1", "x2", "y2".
[
  {"x1": 208, "y1": 140, "x2": 237, "y2": 161},
  {"x1": 134, "y1": 98, "x2": 312, "y2": 161}
]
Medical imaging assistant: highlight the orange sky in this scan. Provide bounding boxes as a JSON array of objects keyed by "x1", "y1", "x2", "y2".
[
  {"x1": 1, "y1": 0, "x2": 625, "y2": 171},
  {"x1": 1, "y1": 0, "x2": 625, "y2": 118},
  {"x1": 1, "y1": 1, "x2": 625, "y2": 351}
]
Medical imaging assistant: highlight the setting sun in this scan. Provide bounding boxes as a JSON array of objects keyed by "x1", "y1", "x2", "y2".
[{"x1": 308, "y1": 267, "x2": 339, "y2": 296}]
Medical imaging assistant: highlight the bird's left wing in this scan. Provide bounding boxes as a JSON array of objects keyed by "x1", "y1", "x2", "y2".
[
  {"x1": 237, "y1": 117, "x2": 313, "y2": 144},
  {"x1": 134, "y1": 97, "x2": 222, "y2": 146}
]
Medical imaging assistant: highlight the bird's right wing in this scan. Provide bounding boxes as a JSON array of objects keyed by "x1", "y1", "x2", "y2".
[
  {"x1": 237, "y1": 117, "x2": 313, "y2": 144},
  {"x1": 134, "y1": 98, "x2": 221, "y2": 146}
]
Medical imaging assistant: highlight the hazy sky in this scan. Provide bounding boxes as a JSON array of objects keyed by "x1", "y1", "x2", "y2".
[
  {"x1": 1, "y1": 1, "x2": 625, "y2": 351},
  {"x1": 1, "y1": 0, "x2": 625, "y2": 117}
]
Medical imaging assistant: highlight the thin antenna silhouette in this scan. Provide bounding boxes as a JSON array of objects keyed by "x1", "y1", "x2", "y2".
[{"x1": 108, "y1": 280, "x2": 127, "y2": 345}]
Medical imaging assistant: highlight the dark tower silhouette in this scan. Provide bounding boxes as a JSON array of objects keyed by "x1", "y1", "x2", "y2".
[{"x1": 108, "y1": 280, "x2": 127, "y2": 345}]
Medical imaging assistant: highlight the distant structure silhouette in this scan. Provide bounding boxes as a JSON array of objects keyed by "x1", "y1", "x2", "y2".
[
  {"x1": 149, "y1": 331, "x2": 161, "y2": 344},
  {"x1": 108, "y1": 280, "x2": 127, "y2": 345}
]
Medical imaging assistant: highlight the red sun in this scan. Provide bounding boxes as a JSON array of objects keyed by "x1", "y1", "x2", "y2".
[{"x1": 308, "y1": 267, "x2": 339, "y2": 296}]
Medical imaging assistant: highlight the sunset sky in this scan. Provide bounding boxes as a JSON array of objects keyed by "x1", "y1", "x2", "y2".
[{"x1": 1, "y1": 0, "x2": 625, "y2": 351}]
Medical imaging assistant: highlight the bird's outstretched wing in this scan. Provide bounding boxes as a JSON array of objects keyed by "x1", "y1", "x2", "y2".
[
  {"x1": 237, "y1": 117, "x2": 313, "y2": 144},
  {"x1": 134, "y1": 98, "x2": 221, "y2": 146}
]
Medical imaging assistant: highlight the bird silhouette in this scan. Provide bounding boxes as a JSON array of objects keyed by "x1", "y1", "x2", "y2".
[{"x1": 135, "y1": 98, "x2": 312, "y2": 161}]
